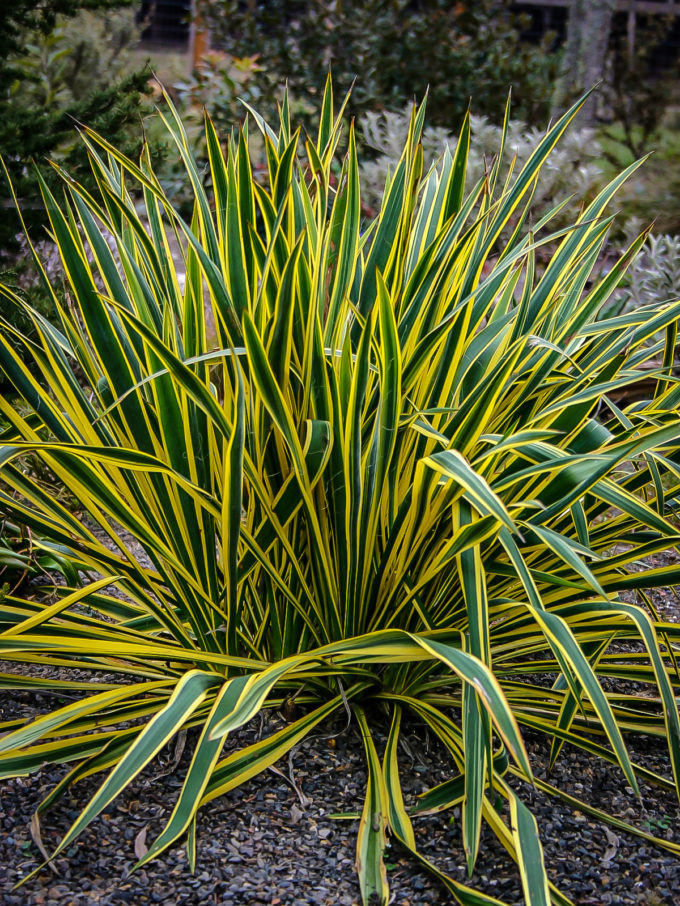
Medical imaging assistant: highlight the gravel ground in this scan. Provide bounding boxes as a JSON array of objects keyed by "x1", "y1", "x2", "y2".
[{"x1": 1, "y1": 560, "x2": 680, "y2": 905}]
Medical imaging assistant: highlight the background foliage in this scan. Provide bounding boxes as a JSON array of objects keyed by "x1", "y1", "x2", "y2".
[
  {"x1": 359, "y1": 106, "x2": 603, "y2": 219},
  {"x1": 0, "y1": 0, "x2": 155, "y2": 253},
  {"x1": 200, "y1": 0, "x2": 558, "y2": 129},
  {"x1": 0, "y1": 0, "x2": 161, "y2": 392}
]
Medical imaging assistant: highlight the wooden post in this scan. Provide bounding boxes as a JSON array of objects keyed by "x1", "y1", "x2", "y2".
[
  {"x1": 190, "y1": 1, "x2": 211, "y2": 71},
  {"x1": 627, "y1": 1, "x2": 637, "y2": 61}
]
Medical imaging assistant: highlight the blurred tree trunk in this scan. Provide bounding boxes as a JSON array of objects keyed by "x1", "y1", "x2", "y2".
[{"x1": 553, "y1": 0, "x2": 616, "y2": 125}]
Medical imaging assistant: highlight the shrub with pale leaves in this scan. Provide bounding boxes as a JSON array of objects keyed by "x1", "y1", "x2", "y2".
[
  {"x1": 611, "y1": 225, "x2": 680, "y2": 317},
  {"x1": 360, "y1": 107, "x2": 603, "y2": 223}
]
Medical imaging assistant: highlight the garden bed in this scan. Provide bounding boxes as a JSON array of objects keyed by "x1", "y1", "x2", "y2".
[{"x1": 1, "y1": 562, "x2": 679, "y2": 906}]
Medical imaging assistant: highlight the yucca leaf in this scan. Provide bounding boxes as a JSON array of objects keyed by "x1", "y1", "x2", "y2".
[
  {"x1": 462, "y1": 681, "x2": 487, "y2": 874},
  {"x1": 507, "y1": 789, "x2": 550, "y2": 906},
  {"x1": 0, "y1": 574, "x2": 118, "y2": 639},
  {"x1": 24, "y1": 670, "x2": 221, "y2": 877},
  {"x1": 382, "y1": 707, "x2": 416, "y2": 847},
  {"x1": 223, "y1": 365, "x2": 246, "y2": 657},
  {"x1": 135, "y1": 675, "x2": 251, "y2": 866},
  {"x1": 413, "y1": 636, "x2": 530, "y2": 777},
  {"x1": 324, "y1": 123, "x2": 361, "y2": 343},
  {"x1": 0, "y1": 678, "x2": 173, "y2": 756},
  {"x1": 202, "y1": 690, "x2": 359, "y2": 805},
  {"x1": 423, "y1": 450, "x2": 515, "y2": 532},
  {"x1": 354, "y1": 706, "x2": 389, "y2": 906}
]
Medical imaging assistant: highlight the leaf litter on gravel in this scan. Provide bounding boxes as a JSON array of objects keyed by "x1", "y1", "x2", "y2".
[{"x1": 2, "y1": 554, "x2": 680, "y2": 904}]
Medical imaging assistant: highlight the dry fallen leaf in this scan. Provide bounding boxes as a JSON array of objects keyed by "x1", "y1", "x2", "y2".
[
  {"x1": 152, "y1": 729, "x2": 187, "y2": 780},
  {"x1": 30, "y1": 813, "x2": 60, "y2": 875},
  {"x1": 134, "y1": 824, "x2": 149, "y2": 860},
  {"x1": 601, "y1": 827, "x2": 619, "y2": 864}
]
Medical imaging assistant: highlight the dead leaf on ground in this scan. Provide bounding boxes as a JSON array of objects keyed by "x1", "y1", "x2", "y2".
[
  {"x1": 134, "y1": 824, "x2": 149, "y2": 860},
  {"x1": 30, "y1": 812, "x2": 60, "y2": 875},
  {"x1": 601, "y1": 827, "x2": 619, "y2": 864}
]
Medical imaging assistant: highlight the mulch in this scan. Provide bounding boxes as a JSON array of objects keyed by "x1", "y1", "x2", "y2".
[{"x1": 1, "y1": 560, "x2": 680, "y2": 905}]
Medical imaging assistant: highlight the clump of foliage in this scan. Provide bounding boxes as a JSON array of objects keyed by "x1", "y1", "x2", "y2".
[
  {"x1": 0, "y1": 522, "x2": 34, "y2": 597},
  {"x1": 174, "y1": 51, "x2": 266, "y2": 135},
  {"x1": 200, "y1": 0, "x2": 558, "y2": 129},
  {"x1": 0, "y1": 418, "x2": 77, "y2": 591},
  {"x1": 360, "y1": 106, "x2": 603, "y2": 219},
  {"x1": 601, "y1": 13, "x2": 680, "y2": 162},
  {"x1": 2, "y1": 82, "x2": 680, "y2": 904},
  {"x1": 0, "y1": 522, "x2": 74, "y2": 597},
  {"x1": 609, "y1": 227, "x2": 680, "y2": 319},
  {"x1": 9, "y1": 6, "x2": 142, "y2": 109},
  {"x1": 0, "y1": 0, "x2": 154, "y2": 253},
  {"x1": 0, "y1": 0, "x2": 158, "y2": 389},
  {"x1": 603, "y1": 126, "x2": 680, "y2": 237}
]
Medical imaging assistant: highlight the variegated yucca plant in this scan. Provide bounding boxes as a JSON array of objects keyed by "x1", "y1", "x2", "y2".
[{"x1": 2, "y1": 80, "x2": 680, "y2": 905}]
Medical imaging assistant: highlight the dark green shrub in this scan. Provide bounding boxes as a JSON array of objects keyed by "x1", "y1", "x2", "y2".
[
  {"x1": 0, "y1": 0, "x2": 156, "y2": 253},
  {"x1": 200, "y1": 0, "x2": 558, "y2": 129}
]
